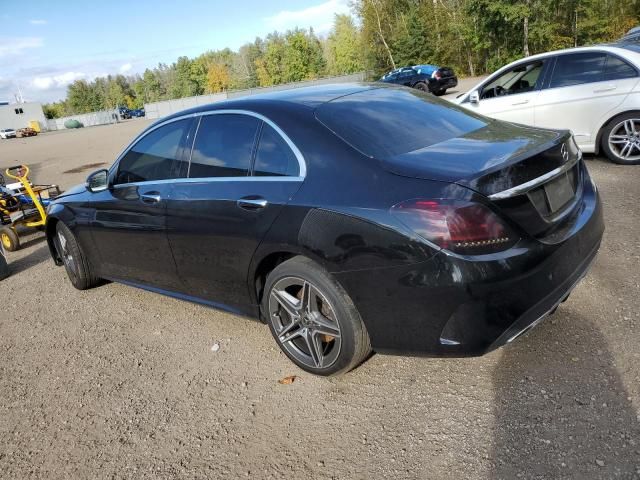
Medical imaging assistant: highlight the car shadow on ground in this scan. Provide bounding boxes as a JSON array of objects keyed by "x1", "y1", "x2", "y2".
[
  {"x1": 490, "y1": 309, "x2": 639, "y2": 478},
  {"x1": 6, "y1": 242, "x2": 50, "y2": 276}
]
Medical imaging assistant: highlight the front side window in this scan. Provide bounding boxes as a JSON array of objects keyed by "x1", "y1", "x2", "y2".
[
  {"x1": 481, "y1": 61, "x2": 543, "y2": 99},
  {"x1": 549, "y1": 52, "x2": 606, "y2": 88},
  {"x1": 114, "y1": 119, "x2": 190, "y2": 185},
  {"x1": 189, "y1": 114, "x2": 260, "y2": 178},
  {"x1": 253, "y1": 124, "x2": 300, "y2": 177},
  {"x1": 605, "y1": 55, "x2": 638, "y2": 81}
]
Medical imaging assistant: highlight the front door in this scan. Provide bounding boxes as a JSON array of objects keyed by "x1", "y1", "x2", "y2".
[
  {"x1": 166, "y1": 113, "x2": 303, "y2": 309},
  {"x1": 466, "y1": 59, "x2": 548, "y2": 126},
  {"x1": 89, "y1": 117, "x2": 193, "y2": 289}
]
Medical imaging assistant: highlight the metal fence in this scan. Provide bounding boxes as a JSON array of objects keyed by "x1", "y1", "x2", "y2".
[
  {"x1": 144, "y1": 72, "x2": 369, "y2": 120},
  {"x1": 47, "y1": 110, "x2": 118, "y2": 131}
]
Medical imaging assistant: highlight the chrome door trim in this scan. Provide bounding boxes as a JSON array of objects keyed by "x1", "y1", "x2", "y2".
[{"x1": 109, "y1": 108, "x2": 307, "y2": 184}]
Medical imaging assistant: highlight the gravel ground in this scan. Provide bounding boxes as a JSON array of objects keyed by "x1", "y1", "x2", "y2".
[{"x1": 0, "y1": 120, "x2": 639, "y2": 479}]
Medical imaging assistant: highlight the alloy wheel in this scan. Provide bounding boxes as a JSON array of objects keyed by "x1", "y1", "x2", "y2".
[
  {"x1": 608, "y1": 118, "x2": 640, "y2": 162},
  {"x1": 268, "y1": 276, "x2": 342, "y2": 369}
]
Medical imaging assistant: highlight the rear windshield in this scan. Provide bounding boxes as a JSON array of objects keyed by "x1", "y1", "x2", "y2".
[{"x1": 315, "y1": 87, "x2": 487, "y2": 159}]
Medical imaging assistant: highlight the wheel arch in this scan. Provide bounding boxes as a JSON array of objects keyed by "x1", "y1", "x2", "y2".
[
  {"x1": 251, "y1": 251, "x2": 300, "y2": 318},
  {"x1": 45, "y1": 216, "x2": 62, "y2": 265},
  {"x1": 45, "y1": 204, "x2": 76, "y2": 266},
  {"x1": 594, "y1": 109, "x2": 640, "y2": 154}
]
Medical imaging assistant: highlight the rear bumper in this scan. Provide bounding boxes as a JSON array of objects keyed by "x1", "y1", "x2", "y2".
[
  {"x1": 434, "y1": 77, "x2": 458, "y2": 91},
  {"x1": 334, "y1": 185, "x2": 604, "y2": 356}
]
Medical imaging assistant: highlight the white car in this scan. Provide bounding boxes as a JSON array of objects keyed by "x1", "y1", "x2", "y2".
[
  {"x1": 0, "y1": 129, "x2": 16, "y2": 139},
  {"x1": 456, "y1": 44, "x2": 640, "y2": 164}
]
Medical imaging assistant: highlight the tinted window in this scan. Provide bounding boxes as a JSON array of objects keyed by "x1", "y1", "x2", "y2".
[
  {"x1": 605, "y1": 55, "x2": 638, "y2": 80},
  {"x1": 550, "y1": 53, "x2": 606, "y2": 88},
  {"x1": 189, "y1": 114, "x2": 260, "y2": 178},
  {"x1": 253, "y1": 124, "x2": 299, "y2": 177},
  {"x1": 115, "y1": 119, "x2": 190, "y2": 185},
  {"x1": 316, "y1": 87, "x2": 487, "y2": 158}
]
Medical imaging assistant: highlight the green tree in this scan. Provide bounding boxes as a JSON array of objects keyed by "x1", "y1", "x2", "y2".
[
  {"x1": 325, "y1": 14, "x2": 364, "y2": 75},
  {"x1": 256, "y1": 32, "x2": 286, "y2": 86},
  {"x1": 170, "y1": 57, "x2": 198, "y2": 98}
]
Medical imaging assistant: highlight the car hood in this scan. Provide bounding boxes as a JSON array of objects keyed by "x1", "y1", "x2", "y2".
[{"x1": 380, "y1": 120, "x2": 570, "y2": 197}]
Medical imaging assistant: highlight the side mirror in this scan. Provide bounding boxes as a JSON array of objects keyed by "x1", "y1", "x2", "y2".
[
  {"x1": 86, "y1": 169, "x2": 109, "y2": 193},
  {"x1": 469, "y1": 90, "x2": 480, "y2": 104}
]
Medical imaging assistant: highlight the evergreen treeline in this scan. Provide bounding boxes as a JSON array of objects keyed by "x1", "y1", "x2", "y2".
[{"x1": 43, "y1": 1, "x2": 638, "y2": 118}]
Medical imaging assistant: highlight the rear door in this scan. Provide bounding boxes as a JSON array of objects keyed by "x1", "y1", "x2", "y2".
[
  {"x1": 534, "y1": 52, "x2": 638, "y2": 146},
  {"x1": 466, "y1": 59, "x2": 548, "y2": 125},
  {"x1": 89, "y1": 117, "x2": 193, "y2": 289},
  {"x1": 166, "y1": 112, "x2": 304, "y2": 309}
]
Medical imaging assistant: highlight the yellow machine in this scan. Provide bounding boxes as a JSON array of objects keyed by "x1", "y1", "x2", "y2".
[{"x1": 0, "y1": 165, "x2": 61, "y2": 251}]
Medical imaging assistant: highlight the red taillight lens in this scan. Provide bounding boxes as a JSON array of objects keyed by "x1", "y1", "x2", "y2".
[
  {"x1": 391, "y1": 199, "x2": 517, "y2": 254},
  {"x1": 435, "y1": 71, "x2": 442, "y2": 80}
]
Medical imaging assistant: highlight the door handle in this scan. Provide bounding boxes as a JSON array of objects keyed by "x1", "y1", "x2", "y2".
[
  {"x1": 237, "y1": 197, "x2": 268, "y2": 210},
  {"x1": 140, "y1": 192, "x2": 162, "y2": 204},
  {"x1": 594, "y1": 84, "x2": 616, "y2": 93},
  {"x1": 511, "y1": 99, "x2": 530, "y2": 106}
]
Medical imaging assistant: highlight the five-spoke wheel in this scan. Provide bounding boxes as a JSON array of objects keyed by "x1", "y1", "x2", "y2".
[
  {"x1": 603, "y1": 114, "x2": 640, "y2": 165},
  {"x1": 269, "y1": 276, "x2": 342, "y2": 370},
  {"x1": 263, "y1": 256, "x2": 371, "y2": 375}
]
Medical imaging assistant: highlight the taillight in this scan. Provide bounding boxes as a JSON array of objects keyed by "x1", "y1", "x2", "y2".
[
  {"x1": 391, "y1": 199, "x2": 518, "y2": 255},
  {"x1": 433, "y1": 70, "x2": 442, "y2": 80}
]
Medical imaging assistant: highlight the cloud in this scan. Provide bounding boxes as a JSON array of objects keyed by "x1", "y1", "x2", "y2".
[
  {"x1": 29, "y1": 19, "x2": 47, "y2": 25},
  {"x1": 264, "y1": 0, "x2": 350, "y2": 33},
  {"x1": 0, "y1": 37, "x2": 43, "y2": 57},
  {"x1": 119, "y1": 63, "x2": 132, "y2": 74},
  {"x1": 31, "y1": 72, "x2": 86, "y2": 90}
]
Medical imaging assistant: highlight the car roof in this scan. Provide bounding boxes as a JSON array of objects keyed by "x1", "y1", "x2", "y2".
[
  {"x1": 159, "y1": 83, "x2": 378, "y2": 124},
  {"x1": 510, "y1": 44, "x2": 638, "y2": 63}
]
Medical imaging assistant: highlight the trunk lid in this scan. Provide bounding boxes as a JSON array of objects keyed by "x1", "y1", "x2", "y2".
[{"x1": 381, "y1": 121, "x2": 584, "y2": 238}]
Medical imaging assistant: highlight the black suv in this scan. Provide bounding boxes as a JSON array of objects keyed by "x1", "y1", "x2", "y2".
[
  {"x1": 621, "y1": 26, "x2": 640, "y2": 44},
  {"x1": 380, "y1": 65, "x2": 458, "y2": 96}
]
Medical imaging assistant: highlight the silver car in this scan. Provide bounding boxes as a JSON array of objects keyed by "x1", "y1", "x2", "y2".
[{"x1": 0, "y1": 129, "x2": 16, "y2": 139}]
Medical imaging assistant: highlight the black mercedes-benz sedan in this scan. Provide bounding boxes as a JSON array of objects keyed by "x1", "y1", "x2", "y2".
[{"x1": 45, "y1": 83, "x2": 604, "y2": 375}]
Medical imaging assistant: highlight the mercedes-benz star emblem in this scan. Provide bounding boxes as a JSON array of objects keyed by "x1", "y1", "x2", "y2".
[{"x1": 561, "y1": 143, "x2": 569, "y2": 162}]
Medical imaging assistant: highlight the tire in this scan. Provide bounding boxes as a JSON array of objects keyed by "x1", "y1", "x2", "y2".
[
  {"x1": 0, "y1": 227, "x2": 20, "y2": 252},
  {"x1": 54, "y1": 222, "x2": 100, "y2": 290},
  {"x1": 0, "y1": 246, "x2": 9, "y2": 280},
  {"x1": 414, "y1": 82, "x2": 430, "y2": 93},
  {"x1": 262, "y1": 256, "x2": 371, "y2": 376},
  {"x1": 433, "y1": 89, "x2": 447, "y2": 96},
  {"x1": 600, "y1": 113, "x2": 640, "y2": 165}
]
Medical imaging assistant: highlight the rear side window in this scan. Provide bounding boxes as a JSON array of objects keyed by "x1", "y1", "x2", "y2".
[
  {"x1": 605, "y1": 55, "x2": 638, "y2": 80},
  {"x1": 189, "y1": 114, "x2": 260, "y2": 178},
  {"x1": 115, "y1": 119, "x2": 190, "y2": 185},
  {"x1": 315, "y1": 87, "x2": 487, "y2": 158},
  {"x1": 550, "y1": 52, "x2": 606, "y2": 88},
  {"x1": 253, "y1": 124, "x2": 300, "y2": 177}
]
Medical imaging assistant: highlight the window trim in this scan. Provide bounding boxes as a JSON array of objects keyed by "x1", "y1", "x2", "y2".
[{"x1": 109, "y1": 109, "x2": 306, "y2": 188}]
